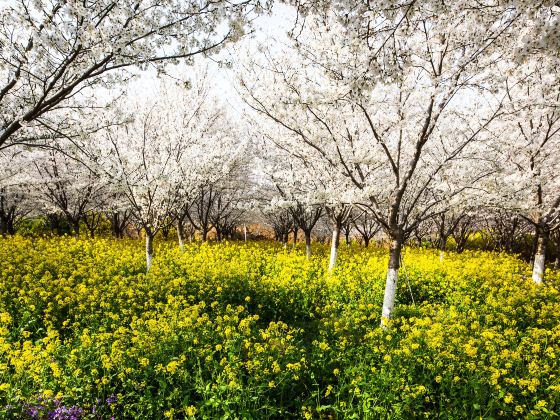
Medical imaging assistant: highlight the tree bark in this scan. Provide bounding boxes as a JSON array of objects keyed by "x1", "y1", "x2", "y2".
[
  {"x1": 177, "y1": 220, "x2": 185, "y2": 252},
  {"x1": 7, "y1": 219, "x2": 15, "y2": 235},
  {"x1": 110, "y1": 212, "x2": 127, "y2": 238},
  {"x1": 161, "y1": 226, "x2": 170, "y2": 240},
  {"x1": 531, "y1": 226, "x2": 539, "y2": 269},
  {"x1": 328, "y1": 224, "x2": 341, "y2": 272},
  {"x1": 201, "y1": 229, "x2": 208, "y2": 242},
  {"x1": 438, "y1": 223, "x2": 447, "y2": 262},
  {"x1": 111, "y1": 212, "x2": 118, "y2": 238},
  {"x1": 555, "y1": 234, "x2": 560, "y2": 270},
  {"x1": 380, "y1": 234, "x2": 403, "y2": 328},
  {"x1": 532, "y1": 228, "x2": 548, "y2": 284},
  {"x1": 71, "y1": 219, "x2": 80, "y2": 237},
  {"x1": 0, "y1": 218, "x2": 7, "y2": 236},
  {"x1": 293, "y1": 227, "x2": 298, "y2": 248},
  {"x1": 146, "y1": 232, "x2": 154, "y2": 272},
  {"x1": 304, "y1": 231, "x2": 312, "y2": 259},
  {"x1": 455, "y1": 233, "x2": 468, "y2": 253}
]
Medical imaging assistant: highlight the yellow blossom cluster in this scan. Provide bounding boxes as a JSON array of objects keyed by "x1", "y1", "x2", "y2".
[{"x1": 0, "y1": 236, "x2": 558, "y2": 418}]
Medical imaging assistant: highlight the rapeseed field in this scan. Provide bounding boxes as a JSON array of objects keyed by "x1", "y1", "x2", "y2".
[{"x1": 0, "y1": 237, "x2": 559, "y2": 419}]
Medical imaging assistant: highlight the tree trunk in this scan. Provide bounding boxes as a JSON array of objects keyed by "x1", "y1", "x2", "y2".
[
  {"x1": 439, "y1": 239, "x2": 446, "y2": 262},
  {"x1": 177, "y1": 220, "x2": 185, "y2": 252},
  {"x1": 0, "y1": 218, "x2": 7, "y2": 236},
  {"x1": 380, "y1": 234, "x2": 403, "y2": 328},
  {"x1": 531, "y1": 227, "x2": 539, "y2": 269},
  {"x1": 111, "y1": 213, "x2": 119, "y2": 238},
  {"x1": 110, "y1": 212, "x2": 126, "y2": 238},
  {"x1": 293, "y1": 227, "x2": 298, "y2": 248},
  {"x1": 162, "y1": 227, "x2": 170, "y2": 240},
  {"x1": 328, "y1": 225, "x2": 341, "y2": 272},
  {"x1": 455, "y1": 233, "x2": 467, "y2": 253},
  {"x1": 438, "y1": 225, "x2": 447, "y2": 261},
  {"x1": 201, "y1": 229, "x2": 208, "y2": 242},
  {"x1": 72, "y1": 219, "x2": 80, "y2": 237},
  {"x1": 146, "y1": 233, "x2": 154, "y2": 272},
  {"x1": 364, "y1": 236, "x2": 370, "y2": 248},
  {"x1": 532, "y1": 228, "x2": 548, "y2": 284},
  {"x1": 555, "y1": 234, "x2": 560, "y2": 270},
  {"x1": 6, "y1": 218, "x2": 15, "y2": 235},
  {"x1": 304, "y1": 231, "x2": 312, "y2": 259}
]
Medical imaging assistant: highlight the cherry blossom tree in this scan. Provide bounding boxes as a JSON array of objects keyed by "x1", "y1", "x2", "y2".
[
  {"x1": 253, "y1": 133, "x2": 331, "y2": 258},
  {"x1": 105, "y1": 192, "x2": 133, "y2": 239},
  {"x1": 429, "y1": 208, "x2": 477, "y2": 261},
  {"x1": 208, "y1": 161, "x2": 253, "y2": 242},
  {"x1": 28, "y1": 148, "x2": 105, "y2": 236},
  {"x1": 486, "y1": 55, "x2": 560, "y2": 283},
  {"x1": 262, "y1": 207, "x2": 295, "y2": 244},
  {"x1": 240, "y1": 1, "x2": 519, "y2": 326},
  {"x1": 172, "y1": 195, "x2": 196, "y2": 250},
  {"x1": 0, "y1": 148, "x2": 34, "y2": 234},
  {"x1": 253, "y1": 123, "x2": 358, "y2": 264},
  {"x1": 186, "y1": 185, "x2": 216, "y2": 242},
  {"x1": 93, "y1": 82, "x2": 239, "y2": 270},
  {"x1": 0, "y1": 0, "x2": 268, "y2": 150},
  {"x1": 353, "y1": 210, "x2": 381, "y2": 248}
]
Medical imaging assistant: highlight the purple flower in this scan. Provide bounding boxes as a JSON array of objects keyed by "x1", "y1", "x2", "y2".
[
  {"x1": 25, "y1": 403, "x2": 47, "y2": 418},
  {"x1": 24, "y1": 405, "x2": 41, "y2": 419},
  {"x1": 46, "y1": 405, "x2": 84, "y2": 419},
  {"x1": 105, "y1": 394, "x2": 118, "y2": 405}
]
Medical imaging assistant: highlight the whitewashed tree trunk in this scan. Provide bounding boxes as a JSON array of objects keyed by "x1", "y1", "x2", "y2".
[
  {"x1": 439, "y1": 230, "x2": 447, "y2": 262},
  {"x1": 328, "y1": 225, "x2": 341, "y2": 272},
  {"x1": 146, "y1": 233, "x2": 154, "y2": 272},
  {"x1": 305, "y1": 231, "x2": 312, "y2": 259},
  {"x1": 532, "y1": 230, "x2": 547, "y2": 284},
  {"x1": 380, "y1": 236, "x2": 402, "y2": 328},
  {"x1": 177, "y1": 221, "x2": 185, "y2": 253}
]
